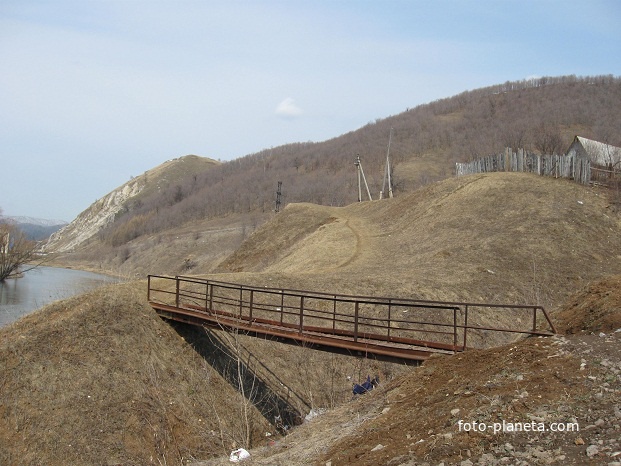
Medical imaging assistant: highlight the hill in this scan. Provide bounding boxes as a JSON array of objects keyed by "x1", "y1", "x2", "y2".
[
  {"x1": 217, "y1": 173, "x2": 621, "y2": 311},
  {"x1": 2, "y1": 172, "x2": 621, "y2": 464},
  {"x1": 44, "y1": 154, "x2": 220, "y2": 253},
  {"x1": 44, "y1": 75, "x2": 621, "y2": 278}
]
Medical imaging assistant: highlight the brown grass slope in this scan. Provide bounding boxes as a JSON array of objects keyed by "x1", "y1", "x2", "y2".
[
  {"x1": 0, "y1": 283, "x2": 249, "y2": 465},
  {"x1": 555, "y1": 274, "x2": 621, "y2": 334},
  {"x1": 0, "y1": 281, "x2": 388, "y2": 465},
  {"x1": 218, "y1": 172, "x2": 621, "y2": 309}
]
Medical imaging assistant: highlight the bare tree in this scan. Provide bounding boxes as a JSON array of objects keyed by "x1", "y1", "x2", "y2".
[
  {"x1": 0, "y1": 220, "x2": 40, "y2": 281},
  {"x1": 533, "y1": 124, "x2": 563, "y2": 155}
]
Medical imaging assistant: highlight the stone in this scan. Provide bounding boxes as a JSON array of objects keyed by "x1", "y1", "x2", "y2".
[{"x1": 586, "y1": 445, "x2": 600, "y2": 457}]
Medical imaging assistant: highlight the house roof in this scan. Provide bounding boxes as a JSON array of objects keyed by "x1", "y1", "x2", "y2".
[{"x1": 572, "y1": 136, "x2": 621, "y2": 166}]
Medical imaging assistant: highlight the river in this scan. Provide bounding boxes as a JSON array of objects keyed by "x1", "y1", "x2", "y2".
[{"x1": 0, "y1": 266, "x2": 119, "y2": 328}]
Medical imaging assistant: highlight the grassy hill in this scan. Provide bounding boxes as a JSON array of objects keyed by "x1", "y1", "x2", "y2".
[
  {"x1": 218, "y1": 173, "x2": 621, "y2": 309},
  {"x1": 2, "y1": 171, "x2": 621, "y2": 465},
  {"x1": 6, "y1": 75, "x2": 621, "y2": 465},
  {"x1": 46, "y1": 75, "x2": 621, "y2": 278}
]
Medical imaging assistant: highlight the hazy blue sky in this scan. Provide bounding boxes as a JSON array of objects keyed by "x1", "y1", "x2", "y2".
[{"x1": 1, "y1": 0, "x2": 620, "y2": 221}]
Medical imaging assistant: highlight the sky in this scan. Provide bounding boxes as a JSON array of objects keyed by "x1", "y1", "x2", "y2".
[{"x1": 1, "y1": 0, "x2": 620, "y2": 222}]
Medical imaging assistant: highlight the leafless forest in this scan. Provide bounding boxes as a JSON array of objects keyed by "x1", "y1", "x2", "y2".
[{"x1": 100, "y1": 75, "x2": 621, "y2": 247}]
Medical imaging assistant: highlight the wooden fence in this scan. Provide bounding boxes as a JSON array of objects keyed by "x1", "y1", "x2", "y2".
[{"x1": 456, "y1": 148, "x2": 592, "y2": 184}]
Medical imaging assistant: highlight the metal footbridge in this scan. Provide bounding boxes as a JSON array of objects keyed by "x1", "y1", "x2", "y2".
[{"x1": 147, "y1": 275, "x2": 556, "y2": 363}]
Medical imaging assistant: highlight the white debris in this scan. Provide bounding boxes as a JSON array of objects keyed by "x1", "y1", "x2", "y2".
[{"x1": 229, "y1": 448, "x2": 250, "y2": 462}]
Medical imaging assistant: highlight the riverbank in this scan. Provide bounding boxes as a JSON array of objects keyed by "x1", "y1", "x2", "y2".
[{"x1": 38, "y1": 255, "x2": 135, "y2": 280}]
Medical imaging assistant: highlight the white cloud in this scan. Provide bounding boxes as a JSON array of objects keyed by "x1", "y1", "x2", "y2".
[{"x1": 275, "y1": 97, "x2": 303, "y2": 118}]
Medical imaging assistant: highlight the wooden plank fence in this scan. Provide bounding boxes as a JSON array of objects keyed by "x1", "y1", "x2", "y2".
[{"x1": 456, "y1": 148, "x2": 592, "y2": 184}]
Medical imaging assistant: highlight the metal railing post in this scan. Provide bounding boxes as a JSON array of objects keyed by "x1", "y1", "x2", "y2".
[
  {"x1": 453, "y1": 307, "x2": 458, "y2": 350},
  {"x1": 147, "y1": 275, "x2": 151, "y2": 301},
  {"x1": 532, "y1": 306, "x2": 537, "y2": 332},
  {"x1": 175, "y1": 276, "x2": 180, "y2": 308},
  {"x1": 249, "y1": 290, "x2": 254, "y2": 323},
  {"x1": 205, "y1": 281, "x2": 209, "y2": 310},
  {"x1": 299, "y1": 296, "x2": 305, "y2": 334},
  {"x1": 239, "y1": 287, "x2": 243, "y2": 318},
  {"x1": 208, "y1": 283, "x2": 213, "y2": 312},
  {"x1": 333, "y1": 296, "x2": 337, "y2": 332},
  {"x1": 280, "y1": 290, "x2": 284, "y2": 324},
  {"x1": 354, "y1": 301, "x2": 359, "y2": 342},
  {"x1": 463, "y1": 305, "x2": 469, "y2": 350},
  {"x1": 539, "y1": 306, "x2": 557, "y2": 334},
  {"x1": 387, "y1": 299, "x2": 392, "y2": 339}
]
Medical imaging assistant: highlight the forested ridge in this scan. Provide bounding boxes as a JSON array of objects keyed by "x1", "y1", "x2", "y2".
[{"x1": 100, "y1": 75, "x2": 621, "y2": 247}]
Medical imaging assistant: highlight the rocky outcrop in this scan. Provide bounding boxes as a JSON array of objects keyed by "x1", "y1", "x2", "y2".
[
  {"x1": 44, "y1": 155, "x2": 220, "y2": 253},
  {"x1": 44, "y1": 176, "x2": 145, "y2": 253}
]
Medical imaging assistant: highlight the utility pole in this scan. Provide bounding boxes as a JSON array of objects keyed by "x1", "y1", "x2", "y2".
[
  {"x1": 275, "y1": 181, "x2": 282, "y2": 213},
  {"x1": 355, "y1": 155, "x2": 372, "y2": 202},
  {"x1": 381, "y1": 128, "x2": 394, "y2": 199}
]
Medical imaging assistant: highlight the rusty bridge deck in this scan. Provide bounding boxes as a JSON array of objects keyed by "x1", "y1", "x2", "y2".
[{"x1": 147, "y1": 275, "x2": 556, "y2": 363}]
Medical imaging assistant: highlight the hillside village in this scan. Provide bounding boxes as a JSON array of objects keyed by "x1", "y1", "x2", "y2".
[{"x1": 1, "y1": 76, "x2": 621, "y2": 465}]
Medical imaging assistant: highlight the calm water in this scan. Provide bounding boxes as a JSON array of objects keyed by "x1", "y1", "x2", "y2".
[{"x1": 0, "y1": 266, "x2": 118, "y2": 327}]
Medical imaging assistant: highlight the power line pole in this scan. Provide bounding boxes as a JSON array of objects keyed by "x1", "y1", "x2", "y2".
[
  {"x1": 381, "y1": 127, "x2": 394, "y2": 199},
  {"x1": 355, "y1": 155, "x2": 372, "y2": 202},
  {"x1": 275, "y1": 181, "x2": 282, "y2": 213}
]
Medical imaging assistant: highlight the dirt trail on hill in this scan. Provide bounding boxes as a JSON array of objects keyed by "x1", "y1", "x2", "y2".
[
  {"x1": 272, "y1": 209, "x2": 378, "y2": 271},
  {"x1": 219, "y1": 173, "x2": 621, "y2": 310}
]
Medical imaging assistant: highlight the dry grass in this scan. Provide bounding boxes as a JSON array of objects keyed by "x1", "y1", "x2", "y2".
[
  {"x1": 46, "y1": 211, "x2": 271, "y2": 280},
  {"x1": 2, "y1": 172, "x2": 621, "y2": 465},
  {"x1": 219, "y1": 173, "x2": 621, "y2": 311},
  {"x1": 0, "y1": 282, "x2": 392, "y2": 465},
  {"x1": 0, "y1": 283, "x2": 273, "y2": 465},
  {"x1": 554, "y1": 274, "x2": 621, "y2": 334}
]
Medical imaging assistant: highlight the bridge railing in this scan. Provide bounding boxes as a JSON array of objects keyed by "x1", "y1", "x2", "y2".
[{"x1": 147, "y1": 275, "x2": 556, "y2": 352}]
